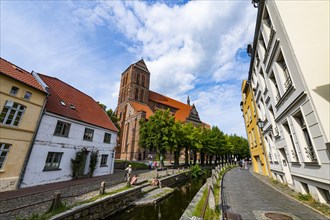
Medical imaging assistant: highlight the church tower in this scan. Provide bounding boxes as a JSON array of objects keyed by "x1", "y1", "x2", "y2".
[{"x1": 117, "y1": 59, "x2": 150, "y2": 107}]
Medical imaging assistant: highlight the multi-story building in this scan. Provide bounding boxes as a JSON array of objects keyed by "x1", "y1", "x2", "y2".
[
  {"x1": 116, "y1": 59, "x2": 205, "y2": 161},
  {"x1": 0, "y1": 58, "x2": 47, "y2": 191},
  {"x1": 20, "y1": 73, "x2": 118, "y2": 187},
  {"x1": 246, "y1": 0, "x2": 329, "y2": 203},
  {"x1": 241, "y1": 80, "x2": 270, "y2": 176}
]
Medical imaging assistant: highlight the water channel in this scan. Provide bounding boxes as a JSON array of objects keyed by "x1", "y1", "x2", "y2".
[{"x1": 110, "y1": 177, "x2": 206, "y2": 220}]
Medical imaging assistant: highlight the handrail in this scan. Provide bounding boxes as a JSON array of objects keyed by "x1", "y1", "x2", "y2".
[{"x1": 202, "y1": 185, "x2": 211, "y2": 219}]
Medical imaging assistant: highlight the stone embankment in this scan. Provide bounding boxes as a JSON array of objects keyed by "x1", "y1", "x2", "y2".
[{"x1": 50, "y1": 171, "x2": 190, "y2": 219}]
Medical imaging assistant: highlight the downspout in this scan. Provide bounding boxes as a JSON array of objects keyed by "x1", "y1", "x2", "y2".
[
  {"x1": 17, "y1": 95, "x2": 47, "y2": 189},
  {"x1": 17, "y1": 71, "x2": 49, "y2": 189}
]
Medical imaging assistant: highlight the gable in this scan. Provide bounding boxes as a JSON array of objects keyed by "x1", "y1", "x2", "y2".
[{"x1": 186, "y1": 105, "x2": 202, "y2": 125}]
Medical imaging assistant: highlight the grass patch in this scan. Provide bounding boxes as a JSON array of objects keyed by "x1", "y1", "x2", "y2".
[
  {"x1": 115, "y1": 160, "x2": 148, "y2": 169},
  {"x1": 294, "y1": 193, "x2": 330, "y2": 216},
  {"x1": 192, "y1": 187, "x2": 208, "y2": 217}
]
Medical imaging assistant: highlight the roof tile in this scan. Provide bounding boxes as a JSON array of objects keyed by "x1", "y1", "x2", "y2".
[
  {"x1": 39, "y1": 74, "x2": 118, "y2": 132},
  {"x1": 0, "y1": 58, "x2": 45, "y2": 92}
]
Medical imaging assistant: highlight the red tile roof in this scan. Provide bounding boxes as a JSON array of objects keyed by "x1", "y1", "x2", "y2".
[
  {"x1": 129, "y1": 101, "x2": 154, "y2": 119},
  {"x1": 0, "y1": 58, "x2": 45, "y2": 92},
  {"x1": 149, "y1": 91, "x2": 192, "y2": 122},
  {"x1": 39, "y1": 74, "x2": 118, "y2": 132}
]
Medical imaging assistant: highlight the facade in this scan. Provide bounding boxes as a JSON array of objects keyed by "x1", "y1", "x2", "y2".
[
  {"x1": 20, "y1": 74, "x2": 118, "y2": 188},
  {"x1": 116, "y1": 59, "x2": 204, "y2": 160},
  {"x1": 0, "y1": 58, "x2": 47, "y2": 192},
  {"x1": 241, "y1": 80, "x2": 270, "y2": 176},
  {"x1": 246, "y1": 0, "x2": 329, "y2": 203}
]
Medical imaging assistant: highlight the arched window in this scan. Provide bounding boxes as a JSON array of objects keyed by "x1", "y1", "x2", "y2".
[
  {"x1": 135, "y1": 88, "x2": 139, "y2": 100},
  {"x1": 140, "y1": 89, "x2": 144, "y2": 102}
]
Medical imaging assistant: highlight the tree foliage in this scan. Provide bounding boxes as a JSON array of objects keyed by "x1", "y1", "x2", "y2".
[{"x1": 139, "y1": 109, "x2": 250, "y2": 166}]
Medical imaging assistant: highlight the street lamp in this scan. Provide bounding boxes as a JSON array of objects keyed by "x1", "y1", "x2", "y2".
[{"x1": 257, "y1": 119, "x2": 264, "y2": 130}]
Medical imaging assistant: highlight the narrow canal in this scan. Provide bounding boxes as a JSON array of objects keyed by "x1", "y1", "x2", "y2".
[{"x1": 110, "y1": 178, "x2": 206, "y2": 220}]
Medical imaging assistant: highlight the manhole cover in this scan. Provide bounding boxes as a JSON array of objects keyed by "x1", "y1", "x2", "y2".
[{"x1": 265, "y1": 212, "x2": 293, "y2": 220}]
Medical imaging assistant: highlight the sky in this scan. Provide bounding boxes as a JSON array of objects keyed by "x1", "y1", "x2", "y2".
[{"x1": 1, "y1": 0, "x2": 257, "y2": 138}]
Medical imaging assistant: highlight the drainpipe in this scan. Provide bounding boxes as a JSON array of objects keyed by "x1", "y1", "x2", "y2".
[
  {"x1": 17, "y1": 72, "x2": 49, "y2": 189},
  {"x1": 17, "y1": 96, "x2": 47, "y2": 189}
]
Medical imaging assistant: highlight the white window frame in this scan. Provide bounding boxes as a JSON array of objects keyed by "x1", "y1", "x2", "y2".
[
  {"x1": 0, "y1": 143, "x2": 11, "y2": 169},
  {"x1": 0, "y1": 101, "x2": 26, "y2": 126}
]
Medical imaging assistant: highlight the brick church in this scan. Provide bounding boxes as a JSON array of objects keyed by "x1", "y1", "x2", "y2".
[{"x1": 115, "y1": 59, "x2": 207, "y2": 161}]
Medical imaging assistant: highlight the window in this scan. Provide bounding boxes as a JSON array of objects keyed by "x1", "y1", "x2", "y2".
[
  {"x1": 140, "y1": 89, "x2": 144, "y2": 102},
  {"x1": 294, "y1": 113, "x2": 317, "y2": 162},
  {"x1": 269, "y1": 71, "x2": 281, "y2": 102},
  {"x1": 135, "y1": 88, "x2": 139, "y2": 100},
  {"x1": 276, "y1": 51, "x2": 292, "y2": 91},
  {"x1": 10, "y1": 86, "x2": 19, "y2": 95},
  {"x1": 142, "y1": 75, "x2": 145, "y2": 87},
  {"x1": 23, "y1": 91, "x2": 32, "y2": 100},
  {"x1": 0, "y1": 143, "x2": 11, "y2": 169},
  {"x1": 283, "y1": 122, "x2": 299, "y2": 162},
  {"x1": 100, "y1": 154, "x2": 108, "y2": 167},
  {"x1": 0, "y1": 101, "x2": 26, "y2": 126},
  {"x1": 83, "y1": 128, "x2": 94, "y2": 141},
  {"x1": 104, "y1": 133, "x2": 112, "y2": 144},
  {"x1": 44, "y1": 152, "x2": 63, "y2": 170},
  {"x1": 54, "y1": 121, "x2": 71, "y2": 137}
]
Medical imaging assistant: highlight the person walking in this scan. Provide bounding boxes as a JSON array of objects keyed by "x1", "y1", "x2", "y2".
[{"x1": 125, "y1": 164, "x2": 132, "y2": 186}]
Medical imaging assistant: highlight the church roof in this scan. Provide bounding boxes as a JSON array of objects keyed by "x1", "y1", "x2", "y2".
[
  {"x1": 149, "y1": 91, "x2": 192, "y2": 122},
  {"x1": 129, "y1": 101, "x2": 154, "y2": 119},
  {"x1": 0, "y1": 57, "x2": 46, "y2": 92},
  {"x1": 133, "y1": 59, "x2": 150, "y2": 73},
  {"x1": 39, "y1": 74, "x2": 118, "y2": 132}
]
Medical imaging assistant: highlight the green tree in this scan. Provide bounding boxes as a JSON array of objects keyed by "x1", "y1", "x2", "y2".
[
  {"x1": 229, "y1": 134, "x2": 250, "y2": 160},
  {"x1": 139, "y1": 109, "x2": 176, "y2": 169}
]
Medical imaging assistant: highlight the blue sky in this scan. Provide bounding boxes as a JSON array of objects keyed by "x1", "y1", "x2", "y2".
[{"x1": 1, "y1": 0, "x2": 257, "y2": 137}]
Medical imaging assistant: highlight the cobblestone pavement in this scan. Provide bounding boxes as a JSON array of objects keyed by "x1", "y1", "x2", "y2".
[{"x1": 222, "y1": 167, "x2": 328, "y2": 220}]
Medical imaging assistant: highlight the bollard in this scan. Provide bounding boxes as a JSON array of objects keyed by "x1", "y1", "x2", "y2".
[
  {"x1": 156, "y1": 172, "x2": 159, "y2": 178},
  {"x1": 100, "y1": 181, "x2": 106, "y2": 195},
  {"x1": 52, "y1": 192, "x2": 61, "y2": 211}
]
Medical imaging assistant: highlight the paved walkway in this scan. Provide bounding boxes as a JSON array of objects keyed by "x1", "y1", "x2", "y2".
[{"x1": 222, "y1": 167, "x2": 328, "y2": 220}]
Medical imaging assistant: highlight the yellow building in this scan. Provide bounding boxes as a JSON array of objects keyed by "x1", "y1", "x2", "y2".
[
  {"x1": 241, "y1": 80, "x2": 270, "y2": 176},
  {"x1": 0, "y1": 58, "x2": 47, "y2": 191}
]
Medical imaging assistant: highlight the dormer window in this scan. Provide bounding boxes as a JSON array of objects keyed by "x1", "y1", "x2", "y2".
[
  {"x1": 69, "y1": 104, "x2": 76, "y2": 110},
  {"x1": 10, "y1": 86, "x2": 19, "y2": 96},
  {"x1": 60, "y1": 100, "x2": 66, "y2": 106}
]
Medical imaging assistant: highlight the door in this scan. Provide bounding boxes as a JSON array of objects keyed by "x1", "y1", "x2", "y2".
[{"x1": 78, "y1": 151, "x2": 88, "y2": 176}]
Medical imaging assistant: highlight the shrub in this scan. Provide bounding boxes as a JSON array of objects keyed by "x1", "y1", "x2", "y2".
[{"x1": 190, "y1": 164, "x2": 206, "y2": 178}]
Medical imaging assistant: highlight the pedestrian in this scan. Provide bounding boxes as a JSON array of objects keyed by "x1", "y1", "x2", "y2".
[
  {"x1": 125, "y1": 164, "x2": 132, "y2": 186},
  {"x1": 244, "y1": 159, "x2": 248, "y2": 170},
  {"x1": 239, "y1": 159, "x2": 243, "y2": 169},
  {"x1": 153, "y1": 161, "x2": 157, "y2": 170},
  {"x1": 148, "y1": 160, "x2": 152, "y2": 170},
  {"x1": 130, "y1": 174, "x2": 138, "y2": 185}
]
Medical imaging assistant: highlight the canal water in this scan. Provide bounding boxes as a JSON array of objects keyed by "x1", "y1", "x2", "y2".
[{"x1": 110, "y1": 178, "x2": 206, "y2": 220}]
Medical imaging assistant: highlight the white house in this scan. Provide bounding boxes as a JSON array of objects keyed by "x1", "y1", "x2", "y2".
[
  {"x1": 20, "y1": 73, "x2": 118, "y2": 187},
  {"x1": 248, "y1": 0, "x2": 329, "y2": 203}
]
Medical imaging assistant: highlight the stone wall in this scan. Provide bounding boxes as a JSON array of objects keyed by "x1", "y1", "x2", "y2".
[
  {"x1": 159, "y1": 171, "x2": 191, "y2": 188},
  {"x1": 0, "y1": 173, "x2": 126, "y2": 220},
  {"x1": 50, "y1": 185, "x2": 145, "y2": 220}
]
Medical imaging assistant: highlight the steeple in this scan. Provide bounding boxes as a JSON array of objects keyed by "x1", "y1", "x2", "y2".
[{"x1": 187, "y1": 95, "x2": 191, "y2": 106}]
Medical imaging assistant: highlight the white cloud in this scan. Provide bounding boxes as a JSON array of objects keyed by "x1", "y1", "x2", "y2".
[{"x1": 1, "y1": 0, "x2": 257, "y2": 137}]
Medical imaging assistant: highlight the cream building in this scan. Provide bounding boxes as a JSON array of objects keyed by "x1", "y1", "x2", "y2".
[
  {"x1": 0, "y1": 58, "x2": 47, "y2": 191},
  {"x1": 248, "y1": 0, "x2": 329, "y2": 203}
]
